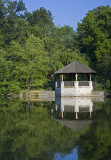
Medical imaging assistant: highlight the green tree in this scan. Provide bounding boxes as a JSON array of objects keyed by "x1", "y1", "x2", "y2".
[
  {"x1": 25, "y1": 7, "x2": 54, "y2": 39},
  {"x1": 77, "y1": 6, "x2": 111, "y2": 82},
  {"x1": 26, "y1": 7, "x2": 53, "y2": 27},
  {"x1": 8, "y1": 35, "x2": 50, "y2": 89},
  {"x1": 25, "y1": 34, "x2": 49, "y2": 88},
  {"x1": 0, "y1": 0, "x2": 26, "y2": 45}
]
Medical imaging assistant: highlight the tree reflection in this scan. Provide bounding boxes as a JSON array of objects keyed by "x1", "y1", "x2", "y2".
[
  {"x1": 77, "y1": 102, "x2": 111, "y2": 160},
  {"x1": 1, "y1": 99, "x2": 111, "y2": 160},
  {"x1": 0, "y1": 98, "x2": 80, "y2": 160}
]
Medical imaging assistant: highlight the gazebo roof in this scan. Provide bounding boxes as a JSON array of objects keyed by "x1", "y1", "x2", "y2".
[
  {"x1": 56, "y1": 119, "x2": 93, "y2": 132},
  {"x1": 54, "y1": 60, "x2": 96, "y2": 74}
]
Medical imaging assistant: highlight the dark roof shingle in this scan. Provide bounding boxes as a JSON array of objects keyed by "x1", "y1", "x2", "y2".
[{"x1": 54, "y1": 60, "x2": 96, "y2": 74}]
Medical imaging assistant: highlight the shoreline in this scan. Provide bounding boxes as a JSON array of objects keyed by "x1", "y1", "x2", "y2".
[{"x1": 20, "y1": 90, "x2": 107, "y2": 102}]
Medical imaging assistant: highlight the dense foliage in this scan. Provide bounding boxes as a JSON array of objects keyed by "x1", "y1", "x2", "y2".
[
  {"x1": 0, "y1": 0, "x2": 111, "y2": 94},
  {"x1": 0, "y1": 99, "x2": 111, "y2": 159},
  {"x1": 77, "y1": 6, "x2": 111, "y2": 84},
  {"x1": 0, "y1": 99, "x2": 80, "y2": 160}
]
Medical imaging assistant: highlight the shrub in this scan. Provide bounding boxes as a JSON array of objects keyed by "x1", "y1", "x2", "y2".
[
  {"x1": 0, "y1": 81, "x2": 20, "y2": 95},
  {"x1": 8, "y1": 82, "x2": 20, "y2": 95},
  {"x1": 93, "y1": 83, "x2": 103, "y2": 91},
  {"x1": 105, "y1": 80, "x2": 110, "y2": 90}
]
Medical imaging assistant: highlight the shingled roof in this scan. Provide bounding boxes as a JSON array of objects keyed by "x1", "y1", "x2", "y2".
[
  {"x1": 56, "y1": 119, "x2": 93, "y2": 132},
  {"x1": 54, "y1": 60, "x2": 96, "y2": 74}
]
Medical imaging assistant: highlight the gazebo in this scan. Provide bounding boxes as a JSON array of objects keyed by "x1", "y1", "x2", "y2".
[{"x1": 54, "y1": 60, "x2": 96, "y2": 97}]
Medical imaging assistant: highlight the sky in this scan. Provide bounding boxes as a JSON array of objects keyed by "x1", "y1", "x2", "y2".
[{"x1": 22, "y1": 0, "x2": 111, "y2": 30}]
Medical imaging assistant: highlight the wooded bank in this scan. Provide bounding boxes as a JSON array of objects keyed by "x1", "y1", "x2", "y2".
[{"x1": 0, "y1": 0, "x2": 111, "y2": 94}]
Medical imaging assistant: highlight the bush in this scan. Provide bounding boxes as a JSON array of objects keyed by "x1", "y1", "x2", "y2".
[
  {"x1": 0, "y1": 81, "x2": 20, "y2": 95},
  {"x1": 105, "y1": 80, "x2": 110, "y2": 90},
  {"x1": 94, "y1": 83, "x2": 103, "y2": 91},
  {"x1": 8, "y1": 82, "x2": 20, "y2": 95}
]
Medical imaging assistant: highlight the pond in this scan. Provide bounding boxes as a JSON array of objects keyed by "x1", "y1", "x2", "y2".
[{"x1": 0, "y1": 97, "x2": 111, "y2": 160}]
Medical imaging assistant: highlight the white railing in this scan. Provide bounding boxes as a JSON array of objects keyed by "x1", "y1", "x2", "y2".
[
  {"x1": 79, "y1": 81, "x2": 89, "y2": 86},
  {"x1": 64, "y1": 81, "x2": 74, "y2": 87},
  {"x1": 79, "y1": 106, "x2": 90, "y2": 112},
  {"x1": 64, "y1": 106, "x2": 75, "y2": 112},
  {"x1": 56, "y1": 81, "x2": 92, "y2": 88}
]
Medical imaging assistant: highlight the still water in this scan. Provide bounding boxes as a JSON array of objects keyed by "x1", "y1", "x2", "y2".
[{"x1": 0, "y1": 97, "x2": 111, "y2": 160}]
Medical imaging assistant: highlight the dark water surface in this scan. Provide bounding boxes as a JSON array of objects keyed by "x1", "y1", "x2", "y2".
[{"x1": 0, "y1": 97, "x2": 111, "y2": 160}]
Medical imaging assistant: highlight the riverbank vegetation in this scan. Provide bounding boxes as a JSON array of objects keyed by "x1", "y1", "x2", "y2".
[{"x1": 0, "y1": 0, "x2": 111, "y2": 94}]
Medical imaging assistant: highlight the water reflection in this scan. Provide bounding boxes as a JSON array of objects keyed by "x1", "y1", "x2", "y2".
[
  {"x1": 0, "y1": 98, "x2": 78, "y2": 160},
  {"x1": 52, "y1": 97, "x2": 95, "y2": 133},
  {"x1": 55, "y1": 97, "x2": 94, "y2": 119},
  {"x1": 54, "y1": 148, "x2": 78, "y2": 160},
  {"x1": 0, "y1": 98, "x2": 111, "y2": 160}
]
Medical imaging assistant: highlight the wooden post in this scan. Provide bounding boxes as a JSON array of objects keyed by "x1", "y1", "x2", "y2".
[
  {"x1": 62, "y1": 111, "x2": 64, "y2": 119},
  {"x1": 90, "y1": 112, "x2": 92, "y2": 119},
  {"x1": 90, "y1": 73, "x2": 91, "y2": 81},
  {"x1": 76, "y1": 112, "x2": 78, "y2": 120},
  {"x1": 75, "y1": 73, "x2": 78, "y2": 81}
]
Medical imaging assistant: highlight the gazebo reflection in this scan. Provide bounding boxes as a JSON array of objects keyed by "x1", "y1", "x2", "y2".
[{"x1": 55, "y1": 97, "x2": 93, "y2": 120}]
